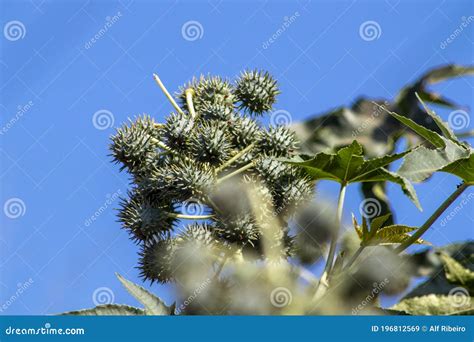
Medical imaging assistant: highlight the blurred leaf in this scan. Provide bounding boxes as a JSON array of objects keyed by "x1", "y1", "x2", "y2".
[
  {"x1": 391, "y1": 295, "x2": 473, "y2": 315},
  {"x1": 62, "y1": 304, "x2": 144, "y2": 316},
  {"x1": 440, "y1": 253, "x2": 474, "y2": 287},
  {"x1": 116, "y1": 273, "x2": 174, "y2": 315}
]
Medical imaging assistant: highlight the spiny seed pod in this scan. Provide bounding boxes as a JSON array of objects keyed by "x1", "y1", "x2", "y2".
[
  {"x1": 200, "y1": 102, "x2": 234, "y2": 121},
  {"x1": 151, "y1": 160, "x2": 216, "y2": 201},
  {"x1": 258, "y1": 125, "x2": 298, "y2": 157},
  {"x1": 139, "y1": 237, "x2": 177, "y2": 283},
  {"x1": 190, "y1": 121, "x2": 233, "y2": 165},
  {"x1": 253, "y1": 157, "x2": 291, "y2": 185},
  {"x1": 228, "y1": 115, "x2": 262, "y2": 148},
  {"x1": 178, "y1": 223, "x2": 216, "y2": 248},
  {"x1": 161, "y1": 112, "x2": 192, "y2": 152},
  {"x1": 273, "y1": 171, "x2": 313, "y2": 216},
  {"x1": 178, "y1": 75, "x2": 235, "y2": 112},
  {"x1": 234, "y1": 70, "x2": 280, "y2": 115},
  {"x1": 110, "y1": 116, "x2": 161, "y2": 173},
  {"x1": 214, "y1": 213, "x2": 260, "y2": 246},
  {"x1": 118, "y1": 191, "x2": 176, "y2": 242}
]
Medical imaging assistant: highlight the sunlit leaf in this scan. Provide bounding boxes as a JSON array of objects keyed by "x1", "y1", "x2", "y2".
[
  {"x1": 391, "y1": 295, "x2": 473, "y2": 315},
  {"x1": 62, "y1": 304, "x2": 145, "y2": 316}
]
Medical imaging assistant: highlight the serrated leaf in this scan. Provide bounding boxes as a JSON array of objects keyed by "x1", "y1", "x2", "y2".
[
  {"x1": 371, "y1": 225, "x2": 429, "y2": 246},
  {"x1": 116, "y1": 273, "x2": 173, "y2": 315},
  {"x1": 370, "y1": 213, "x2": 392, "y2": 232},
  {"x1": 440, "y1": 252, "x2": 474, "y2": 287},
  {"x1": 441, "y1": 154, "x2": 474, "y2": 184},
  {"x1": 390, "y1": 294, "x2": 473, "y2": 315},
  {"x1": 352, "y1": 214, "x2": 363, "y2": 239},
  {"x1": 61, "y1": 304, "x2": 145, "y2": 316},
  {"x1": 416, "y1": 93, "x2": 458, "y2": 142}
]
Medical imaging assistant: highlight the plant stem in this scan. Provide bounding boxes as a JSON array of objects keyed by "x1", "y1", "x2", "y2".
[
  {"x1": 395, "y1": 182, "x2": 469, "y2": 254},
  {"x1": 313, "y1": 182, "x2": 347, "y2": 300},
  {"x1": 153, "y1": 73, "x2": 185, "y2": 116},
  {"x1": 185, "y1": 89, "x2": 197, "y2": 119},
  {"x1": 216, "y1": 162, "x2": 254, "y2": 184},
  {"x1": 215, "y1": 143, "x2": 255, "y2": 174},
  {"x1": 213, "y1": 254, "x2": 228, "y2": 280},
  {"x1": 343, "y1": 245, "x2": 365, "y2": 271},
  {"x1": 169, "y1": 213, "x2": 214, "y2": 220}
]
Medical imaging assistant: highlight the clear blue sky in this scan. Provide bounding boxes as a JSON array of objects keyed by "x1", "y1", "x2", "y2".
[{"x1": 0, "y1": 0, "x2": 472, "y2": 314}]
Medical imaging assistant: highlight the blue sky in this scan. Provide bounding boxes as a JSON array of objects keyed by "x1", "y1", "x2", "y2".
[{"x1": 0, "y1": 0, "x2": 472, "y2": 315}]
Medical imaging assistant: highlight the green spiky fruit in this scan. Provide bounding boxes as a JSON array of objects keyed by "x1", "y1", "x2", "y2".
[
  {"x1": 161, "y1": 112, "x2": 192, "y2": 152},
  {"x1": 234, "y1": 70, "x2": 280, "y2": 115},
  {"x1": 273, "y1": 171, "x2": 313, "y2": 216},
  {"x1": 110, "y1": 115, "x2": 160, "y2": 173},
  {"x1": 200, "y1": 102, "x2": 234, "y2": 121},
  {"x1": 139, "y1": 238, "x2": 177, "y2": 283},
  {"x1": 214, "y1": 213, "x2": 260, "y2": 246},
  {"x1": 190, "y1": 121, "x2": 233, "y2": 165},
  {"x1": 229, "y1": 115, "x2": 262, "y2": 148},
  {"x1": 118, "y1": 191, "x2": 176, "y2": 241},
  {"x1": 178, "y1": 75, "x2": 235, "y2": 112},
  {"x1": 258, "y1": 125, "x2": 297, "y2": 157},
  {"x1": 253, "y1": 157, "x2": 291, "y2": 185}
]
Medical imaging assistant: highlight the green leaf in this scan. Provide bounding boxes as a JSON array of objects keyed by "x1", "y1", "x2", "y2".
[
  {"x1": 397, "y1": 143, "x2": 470, "y2": 183},
  {"x1": 61, "y1": 304, "x2": 145, "y2": 316},
  {"x1": 116, "y1": 273, "x2": 174, "y2": 315},
  {"x1": 441, "y1": 154, "x2": 474, "y2": 184},
  {"x1": 390, "y1": 295, "x2": 473, "y2": 315},
  {"x1": 371, "y1": 225, "x2": 429, "y2": 246},
  {"x1": 415, "y1": 93, "x2": 458, "y2": 141},
  {"x1": 440, "y1": 253, "x2": 474, "y2": 287}
]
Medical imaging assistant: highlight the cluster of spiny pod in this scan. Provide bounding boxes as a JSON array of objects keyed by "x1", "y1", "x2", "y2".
[{"x1": 110, "y1": 70, "x2": 314, "y2": 284}]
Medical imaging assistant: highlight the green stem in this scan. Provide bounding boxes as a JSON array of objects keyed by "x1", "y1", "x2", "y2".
[
  {"x1": 313, "y1": 182, "x2": 347, "y2": 300},
  {"x1": 185, "y1": 89, "x2": 197, "y2": 120},
  {"x1": 215, "y1": 143, "x2": 255, "y2": 174},
  {"x1": 153, "y1": 73, "x2": 185, "y2": 116},
  {"x1": 395, "y1": 182, "x2": 469, "y2": 254},
  {"x1": 169, "y1": 213, "x2": 214, "y2": 220},
  {"x1": 216, "y1": 162, "x2": 254, "y2": 184},
  {"x1": 343, "y1": 245, "x2": 365, "y2": 271}
]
